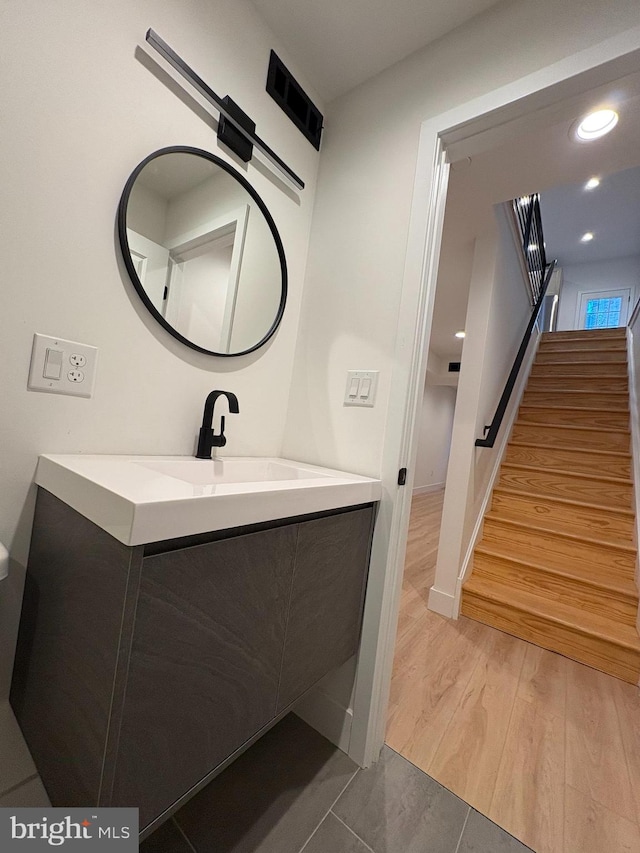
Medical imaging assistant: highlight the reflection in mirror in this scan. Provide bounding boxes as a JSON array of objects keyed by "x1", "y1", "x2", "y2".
[{"x1": 119, "y1": 148, "x2": 287, "y2": 356}]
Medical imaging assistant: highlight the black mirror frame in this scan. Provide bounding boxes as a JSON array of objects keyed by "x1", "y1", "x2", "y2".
[{"x1": 117, "y1": 146, "x2": 288, "y2": 357}]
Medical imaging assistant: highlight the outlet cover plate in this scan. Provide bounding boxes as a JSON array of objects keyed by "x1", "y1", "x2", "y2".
[
  {"x1": 28, "y1": 334, "x2": 98, "y2": 398},
  {"x1": 344, "y1": 370, "x2": 379, "y2": 407}
]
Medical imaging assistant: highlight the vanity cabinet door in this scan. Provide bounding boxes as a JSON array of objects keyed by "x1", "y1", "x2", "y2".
[
  {"x1": 276, "y1": 506, "x2": 374, "y2": 711},
  {"x1": 110, "y1": 525, "x2": 297, "y2": 829}
]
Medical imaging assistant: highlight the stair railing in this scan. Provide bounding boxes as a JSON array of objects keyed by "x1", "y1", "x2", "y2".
[
  {"x1": 475, "y1": 193, "x2": 556, "y2": 448},
  {"x1": 513, "y1": 193, "x2": 547, "y2": 306}
]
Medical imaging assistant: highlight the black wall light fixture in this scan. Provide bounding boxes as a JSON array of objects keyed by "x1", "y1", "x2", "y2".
[{"x1": 145, "y1": 29, "x2": 305, "y2": 190}]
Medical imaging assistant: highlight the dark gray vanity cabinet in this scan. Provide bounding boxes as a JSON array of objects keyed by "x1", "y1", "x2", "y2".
[
  {"x1": 11, "y1": 489, "x2": 375, "y2": 833},
  {"x1": 277, "y1": 509, "x2": 376, "y2": 711},
  {"x1": 10, "y1": 488, "x2": 139, "y2": 808},
  {"x1": 110, "y1": 527, "x2": 297, "y2": 827}
]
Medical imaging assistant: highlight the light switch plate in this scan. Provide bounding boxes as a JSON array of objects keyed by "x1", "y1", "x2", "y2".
[
  {"x1": 344, "y1": 370, "x2": 379, "y2": 407},
  {"x1": 28, "y1": 334, "x2": 98, "y2": 398}
]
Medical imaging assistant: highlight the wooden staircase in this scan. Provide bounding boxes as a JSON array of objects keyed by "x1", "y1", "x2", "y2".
[{"x1": 461, "y1": 327, "x2": 640, "y2": 684}]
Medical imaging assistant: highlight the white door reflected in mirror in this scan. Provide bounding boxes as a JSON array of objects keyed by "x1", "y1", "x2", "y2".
[
  {"x1": 128, "y1": 204, "x2": 248, "y2": 353},
  {"x1": 127, "y1": 231, "x2": 170, "y2": 314}
]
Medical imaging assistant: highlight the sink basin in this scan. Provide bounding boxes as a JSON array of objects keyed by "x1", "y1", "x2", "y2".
[
  {"x1": 134, "y1": 457, "x2": 330, "y2": 486},
  {"x1": 35, "y1": 455, "x2": 382, "y2": 546}
]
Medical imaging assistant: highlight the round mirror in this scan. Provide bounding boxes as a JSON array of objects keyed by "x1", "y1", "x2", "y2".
[{"x1": 118, "y1": 147, "x2": 287, "y2": 356}]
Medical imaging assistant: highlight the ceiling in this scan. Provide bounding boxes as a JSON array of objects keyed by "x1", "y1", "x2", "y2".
[
  {"x1": 136, "y1": 153, "x2": 223, "y2": 199},
  {"x1": 251, "y1": 0, "x2": 502, "y2": 102},
  {"x1": 541, "y1": 165, "x2": 640, "y2": 266},
  {"x1": 248, "y1": 1, "x2": 640, "y2": 362},
  {"x1": 429, "y1": 65, "x2": 640, "y2": 360}
]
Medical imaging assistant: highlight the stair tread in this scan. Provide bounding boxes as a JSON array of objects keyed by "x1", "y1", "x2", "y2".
[
  {"x1": 527, "y1": 380, "x2": 629, "y2": 386},
  {"x1": 532, "y1": 358, "x2": 628, "y2": 370},
  {"x1": 520, "y1": 404, "x2": 628, "y2": 414},
  {"x1": 514, "y1": 421, "x2": 630, "y2": 434},
  {"x1": 483, "y1": 512, "x2": 637, "y2": 552},
  {"x1": 463, "y1": 575, "x2": 640, "y2": 650},
  {"x1": 494, "y1": 485, "x2": 634, "y2": 516},
  {"x1": 474, "y1": 545, "x2": 638, "y2": 598},
  {"x1": 526, "y1": 381, "x2": 629, "y2": 390},
  {"x1": 538, "y1": 342, "x2": 626, "y2": 347},
  {"x1": 537, "y1": 352, "x2": 627, "y2": 357},
  {"x1": 541, "y1": 330, "x2": 626, "y2": 338},
  {"x1": 504, "y1": 446, "x2": 632, "y2": 479},
  {"x1": 536, "y1": 350, "x2": 627, "y2": 355},
  {"x1": 500, "y1": 461, "x2": 632, "y2": 486},
  {"x1": 521, "y1": 396, "x2": 628, "y2": 410},
  {"x1": 523, "y1": 390, "x2": 628, "y2": 398},
  {"x1": 531, "y1": 372, "x2": 628, "y2": 378},
  {"x1": 533, "y1": 358, "x2": 627, "y2": 363},
  {"x1": 508, "y1": 440, "x2": 631, "y2": 458}
]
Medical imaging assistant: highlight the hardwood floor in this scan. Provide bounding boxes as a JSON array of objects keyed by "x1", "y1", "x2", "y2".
[{"x1": 386, "y1": 490, "x2": 640, "y2": 853}]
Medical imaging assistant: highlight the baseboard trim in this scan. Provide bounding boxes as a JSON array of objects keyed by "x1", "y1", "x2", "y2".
[
  {"x1": 412, "y1": 482, "x2": 445, "y2": 495},
  {"x1": 293, "y1": 689, "x2": 354, "y2": 755},
  {"x1": 427, "y1": 585, "x2": 456, "y2": 618}
]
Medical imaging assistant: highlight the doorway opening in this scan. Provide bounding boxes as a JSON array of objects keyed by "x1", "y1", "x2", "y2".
[
  {"x1": 578, "y1": 289, "x2": 630, "y2": 328},
  {"x1": 378, "y1": 46, "x2": 640, "y2": 853},
  {"x1": 347, "y1": 34, "x2": 640, "y2": 792}
]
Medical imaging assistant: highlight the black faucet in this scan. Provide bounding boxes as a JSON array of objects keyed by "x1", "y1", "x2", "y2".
[{"x1": 195, "y1": 390, "x2": 240, "y2": 459}]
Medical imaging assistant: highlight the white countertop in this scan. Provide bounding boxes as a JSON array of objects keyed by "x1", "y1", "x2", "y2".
[{"x1": 35, "y1": 455, "x2": 382, "y2": 546}]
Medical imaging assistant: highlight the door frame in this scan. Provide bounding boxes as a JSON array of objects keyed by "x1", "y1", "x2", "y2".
[
  {"x1": 349, "y1": 27, "x2": 640, "y2": 767},
  {"x1": 575, "y1": 287, "x2": 632, "y2": 330}
]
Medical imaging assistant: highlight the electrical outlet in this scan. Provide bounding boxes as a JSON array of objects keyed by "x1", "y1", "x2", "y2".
[{"x1": 28, "y1": 334, "x2": 98, "y2": 398}]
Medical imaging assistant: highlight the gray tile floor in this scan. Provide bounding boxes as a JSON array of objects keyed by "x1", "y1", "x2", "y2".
[{"x1": 141, "y1": 714, "x2": 534, "y2": 853}]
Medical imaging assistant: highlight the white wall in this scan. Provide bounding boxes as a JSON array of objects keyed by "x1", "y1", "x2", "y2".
[
  {"x1": 283, "y1": 0, "x2": 640, "y2": 474},
  {"x1": 413, "y1": 383, "x2": 456, "y2": 491},
  {"x1": 283, "y1": 0, "x2": 640, "y2": 747},
  {"x1": 430, "y1": 205, "x2": 533, "y2": 614},
  {"x1": 127, "y1": 182, "x2": 168, "y2": 245},
  {"x1": 0, "y1": 0, "x2": 322, "y2": 702},
  {"x1": 556, "y1": 254, "x2": 640, "y2": 329}
]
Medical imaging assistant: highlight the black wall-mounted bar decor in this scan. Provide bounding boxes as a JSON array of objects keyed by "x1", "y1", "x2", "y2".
[
  {"x1": 267, "y1": 51, "x2": 323, "y2": 150},
  {"x1": 217, "y1": 97, "x2": 256, "y2": 163},
  {"x1": 145, "y1": 29, "x2": 305, "y2": 190}
]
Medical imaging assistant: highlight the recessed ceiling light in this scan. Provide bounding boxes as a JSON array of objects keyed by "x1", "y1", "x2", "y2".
[
  {"x1": 581, "y1": 232, "x2": 594, "y2": 242},
  {"x1": 455, "y1": 331, "x2": 465, "y2": 339},
  {"x1": 585, "y1": 177, "x2": 600, "y2": 189},
  {"x1": 575, "y1": 109, "x2": 618, "y2": 141}
]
